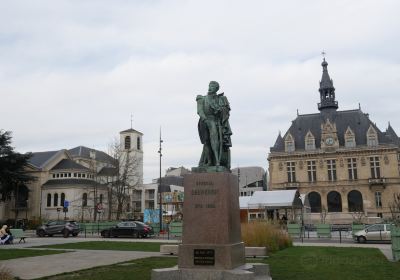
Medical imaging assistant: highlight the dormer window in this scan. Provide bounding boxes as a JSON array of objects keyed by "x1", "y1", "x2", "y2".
[
  {"x1": 345, "y1": 127, "x2": 356, "y2": 148},
  {"x1": 305, "y1": 131, "x2": 316, "y2": 151},
  {"x1": 124, "y1": 136, "x2": 131, "y2": 149},
  {"x1": 285, "y1": 133, "x2": 295, "y2": 152},
  {"x1": 367, "y1": 125, "x2": 378, "y2": 147}
]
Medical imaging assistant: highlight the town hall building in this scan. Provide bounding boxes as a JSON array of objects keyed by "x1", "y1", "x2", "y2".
[{"x1": 268, "y1": 58, "x2": 400, "y2": 224}]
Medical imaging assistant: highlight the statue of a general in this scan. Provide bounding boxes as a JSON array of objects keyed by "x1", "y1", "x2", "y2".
[{"x1": 196, "y1": 81, "x2": 232, "y2": 171}]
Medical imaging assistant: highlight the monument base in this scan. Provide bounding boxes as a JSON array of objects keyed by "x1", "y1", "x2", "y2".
[{"x1": 152, "y1": 263, "x2": 271, "y2": 280}]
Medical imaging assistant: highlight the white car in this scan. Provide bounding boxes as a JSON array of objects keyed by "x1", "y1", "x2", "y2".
[{"x1": 354, "y1": 224, "x2": 392, "y2": 243}]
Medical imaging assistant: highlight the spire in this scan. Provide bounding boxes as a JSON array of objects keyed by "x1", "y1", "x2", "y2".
[{"x1": 318, "y1": 56, "x2": 338, "y2": 111}]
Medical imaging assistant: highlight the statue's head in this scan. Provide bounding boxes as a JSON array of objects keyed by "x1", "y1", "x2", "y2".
[{"x1": 208, "y1": 81, "x2": 219, "y2": 94}]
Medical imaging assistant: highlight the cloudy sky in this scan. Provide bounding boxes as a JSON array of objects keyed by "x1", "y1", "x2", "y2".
[{"x1": 1, "y1": 0, "x2": 400, "y2": 182}]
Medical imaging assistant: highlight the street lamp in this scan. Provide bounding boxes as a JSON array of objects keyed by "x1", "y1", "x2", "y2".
[{"x1": 158, "y1": 128, "x2": 163, "y2": 233}]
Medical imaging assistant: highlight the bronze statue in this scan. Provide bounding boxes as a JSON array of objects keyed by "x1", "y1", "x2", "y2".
[{"x1": 196, "y1": 81, "x2": 232, "y2": 172}]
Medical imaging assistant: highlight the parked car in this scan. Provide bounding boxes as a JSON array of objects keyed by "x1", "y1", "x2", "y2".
[
  {"x1": 36, "y1": 220, "x2": 80, "y2": 238},
  {"x1": 354, "y1": 223, "x2": 392, "y2": 243},
  {"x1": 101, "y1": 221, "x2": 154, "y2": 238}
]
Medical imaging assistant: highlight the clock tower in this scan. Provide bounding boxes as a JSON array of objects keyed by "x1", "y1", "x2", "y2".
[{"x1": 320, "y1": 118, "x2": 339, "y2": 150}]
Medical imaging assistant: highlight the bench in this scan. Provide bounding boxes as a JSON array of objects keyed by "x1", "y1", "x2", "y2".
[{"x1": 10, "y1": 228, "x2": 28, "y2": 243}]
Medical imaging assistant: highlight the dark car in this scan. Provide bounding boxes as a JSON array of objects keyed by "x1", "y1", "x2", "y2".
[
  {"x1": 101, "y1": 221, "x2": 154, "y2": 238},
  {"x1": 36, "y1": 220, "x2": 80, "y2": 238}
]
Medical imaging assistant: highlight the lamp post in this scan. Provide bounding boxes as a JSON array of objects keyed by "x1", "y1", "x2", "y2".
[{"x1": 158, "y1": 128, "x2": 163, "y2": 233}]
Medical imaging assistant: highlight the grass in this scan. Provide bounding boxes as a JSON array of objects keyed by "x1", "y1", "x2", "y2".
[
  {"x1": 241, "y1": 221, "x2": 292, "y2": 252},
  {"x1": 0, "y1": 249, "x2": 66, "y2": 260},
  {"x1": 265, "y1": 246, "x2": 400, "y2": 280},
  {"x1": 39, "y1": 257, "x2": 178, "y2": 280},
  {"x1": 33, "y1": 241, "x2": 167, "y2": 252},
  {"x1": 37, "y1": 246, "x2": 400, "y2": 280}
]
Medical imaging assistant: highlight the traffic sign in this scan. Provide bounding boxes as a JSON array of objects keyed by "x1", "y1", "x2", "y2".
[{"x1": 63, "y1": 200, "x2": 69, "y2": 208}]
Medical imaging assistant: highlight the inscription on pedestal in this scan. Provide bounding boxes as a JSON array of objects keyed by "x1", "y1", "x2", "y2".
[
  {"x1": 191, "y1": 181, "x2": 217, "y2": 209},
  {"x1": 194, "y1": 249, "x2": 215, "y2": 265}
]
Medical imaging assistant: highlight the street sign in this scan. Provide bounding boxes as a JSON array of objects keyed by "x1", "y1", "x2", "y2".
[
  {"x1": 64, "y1": 200, "x2": 69, "y2": 208},
  {"x1": 56, "y1": 208, "x2": 61, "y2": 212}
]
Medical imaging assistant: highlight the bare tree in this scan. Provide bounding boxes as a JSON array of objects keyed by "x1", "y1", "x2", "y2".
[
  {"x1": 106, "y1": 137, "x2": 142, "y2": 220},
  {"x1": 389, "y1": 193, "x2": 400, "y2": 227}
]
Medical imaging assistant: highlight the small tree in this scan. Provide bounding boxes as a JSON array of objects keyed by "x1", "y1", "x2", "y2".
[
  {"x1": 351, "y1": 206, "x2": 365, "y2": 225},
  {"x1": 389, "y1": 193, "x2": 400, "y2": 227},
  {"x1": 107, "y1": 138, "x2": 142, "y2": 220}
]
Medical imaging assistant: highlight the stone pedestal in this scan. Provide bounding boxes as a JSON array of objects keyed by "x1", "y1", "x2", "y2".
[
  {"x1": 179, "y1": 172, "x2": 245, "y2": 270},
  {"x1": 152, "y1": 172, "x2": 271, "y2": 280}
]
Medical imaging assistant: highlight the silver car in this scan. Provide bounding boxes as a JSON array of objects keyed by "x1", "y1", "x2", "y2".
[{"x1": 354, "y1": 224, "x2": 391, "y2": 243}]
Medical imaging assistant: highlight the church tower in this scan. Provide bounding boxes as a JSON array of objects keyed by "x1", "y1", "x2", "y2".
[
  {"x1": 318, "y1": 58, "x2": 339, "y2": 111},
  {"x1": 119, "y1": 128, "x2": 144, "y2": 188}
]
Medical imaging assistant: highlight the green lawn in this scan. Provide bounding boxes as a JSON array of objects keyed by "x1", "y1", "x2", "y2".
[
  {"x1": 34, "y1": 241, "x2": 168, "y2": 252},
  {"x1": 37, "y1": 246, "x2": 400, "y2": 280},
  {"x1": 265, "y1": 246, "x2": 400, "y2": 280},
  {"x1": 39, "y1": 257, "x2": 178, "y2": 280},
  {"x1": 0, "y1": 249, "x2": 66, "y2": 260}
]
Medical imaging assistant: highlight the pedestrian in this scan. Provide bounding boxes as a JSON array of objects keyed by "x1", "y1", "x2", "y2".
[{"x1": 0, "y1": 225, "x2": 11, "y2": 245}]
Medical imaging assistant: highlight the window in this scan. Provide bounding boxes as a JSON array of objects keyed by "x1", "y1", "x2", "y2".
[
  {"x1": 348, "y1": 190, "x2": 363, "y2": 212},
  {"x1": 148, "y1": 189, "x2": 155, "y2": 199},
  {"x1": 367, "y1": 224, "x2": 384, "y2": 232},
  {"x1": 56, "y1": 174, "x2": 60, "y2": 178},
  {"x1": 68, "y1": 173, "x2": 71, "y2": 177},
  {"x1": 327, "y1": 159, "x2": 337, "y2": 181},
  {"x1": 82, "y1": 193, "x2": 88, "y2": 207},
  {"x1": 307, "y1": 160, "x2": 317, "y2": 182},
  {"x1": 47, "y1": 193, "x2": 51, "y2": 207},
  {"x1": 61, "y1": 193, "x2": 65, "y2": 207},
  {"x1": 345, "y1": 127, "x2": 356, "y2": 148},
  {"x1": 53, "y1": 193, "x2": 58, "y2": 207},
  {"x1": 99, "y1": 194, "x2": 103, "y2": 204},
  {"x1": 370, "y1": 156, "x2": 381, "y2": 179},
  {"x1": 286, "y1": 162, "x2": 296, "y2": 183},
  {"x1": 375, "y1": 192, "x2": 382, "y2": 208},
  {"x1": 137, "y1": 137, "x2": 141, "y2": 150},
  {"x1": 74, "y1": 173, "x2": 77, "y2": 177},
  {"x1": 285, "y1": 133, "x2": 295, "y2": 152},
  {"x1": 78, "y1": 173, "x2": 81, "y2": 178},
  {"x1": 82, "y1": 174, "x2": 86, "y2": 178},
  {"x1": 327, "y1": 191, "x2": 342, "y2": 212},
  {"x1": 305, "y1": 132, "x2": 315, "y2": 151},
  {"x1": 308, "y1": 192, "x2": 321, "y2": 213},
  {"x1": 367, "y1": 125, "x2": 378, "y2": 147},
  {"x1": 149, "y1": 201, "x2": 154, "y2": 209},
  {"x1": 134, "y1": 202, "x2": 141, "y2": 212},
  {"x1": 125, "y1": 136, "x2": 131, "y2": 149},
  {"x1": 52, "y1": 174, "x2": 55, "y2": 178},
  {"x1": 347, "y1": 158, "x2": 358, "y2": 180}
]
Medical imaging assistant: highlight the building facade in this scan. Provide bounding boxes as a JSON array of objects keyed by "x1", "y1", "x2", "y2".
[
  {"x1": 0, "y1": 128, "x2": 144, "y2": 222},
  {"x1": 268, "y1": 58, "x2": 400, "y2": 224},
  {"x1": 231, "y1": 166, "x2": 267, "y2": 196}
]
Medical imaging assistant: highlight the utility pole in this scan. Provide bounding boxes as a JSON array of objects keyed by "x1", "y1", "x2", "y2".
[{"x1": 158, "y1": 128, "x2": 163, "y2": 233}]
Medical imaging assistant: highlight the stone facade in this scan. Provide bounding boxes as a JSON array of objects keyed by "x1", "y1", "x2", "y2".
[{"x1": 268, "y1": 59, "x2": 400, "y2": 224}]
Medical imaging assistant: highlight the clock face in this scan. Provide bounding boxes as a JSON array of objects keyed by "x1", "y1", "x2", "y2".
[{"x1": 325, "y1": 137, "x2": 334, "y2": 145}]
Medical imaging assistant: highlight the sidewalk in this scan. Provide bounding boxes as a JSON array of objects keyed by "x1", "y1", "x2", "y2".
[{"x1": 0, "y1": 249, "x2": 163, "y2": 279}]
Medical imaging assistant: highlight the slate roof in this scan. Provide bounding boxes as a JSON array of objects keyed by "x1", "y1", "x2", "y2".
[
  {"x1": 29, "y1": 150, "x2": 60, "y2": 168},
  {"x1": 97, "y1": 166, "x2": 118, "y2": 176},
  {"x1": 271, "y1": 109, "x2": 397, "y2": 152},
  {"x1": 68, "y1": 146, "x2": 116, "y2": 165},
  {"x1": 43, "y1": 179, "x2": 95, "y2": 186},
  {"x1": 51, "y1": 159, "x2": 89, "y2": 171}
]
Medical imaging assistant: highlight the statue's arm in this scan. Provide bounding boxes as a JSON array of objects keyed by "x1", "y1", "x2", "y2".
[{"x1": 196, "y1": 95, "x2": 206, "y2": 121}]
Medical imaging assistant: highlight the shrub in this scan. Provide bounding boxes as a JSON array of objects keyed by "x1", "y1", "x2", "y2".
[
  {"x1": 241, "y1": 221, "x2": 292, "y2": 253},
  {"x1": 0, "y1": 266, "x2": 13, "y2": 280}
]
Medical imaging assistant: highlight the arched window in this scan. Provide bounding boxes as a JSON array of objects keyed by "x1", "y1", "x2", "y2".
[
  {"x1": 308, "y1": 192, "x2": 321, "y2": 213},
  {"x1": 53, "y1": 193, "x2": 58, "y2": 207},
  {"x1": 348, "y1": 190, "x2": 363, "y2": 212},
  {"x1": 82, "y1": 193, "x2": 88, "y2": 207},
  {"x1": 327, "y1": 191, "x2": 342, "y2": 212},
  {"x1": 61, "y1": 193, "x2": 66, "y2": 207},
  {"x1": 47, "y1": 193, "x2": 51, "y2": 207},
  {"x1": 99, "y1": 194, "x2": 103, "y2": 204},
  {"x1": 124, "y1": 136, "x2": 131, "y2": 149},
  {"x1": 137, "y1": 137, "x2": 141, "y2": 150}
]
